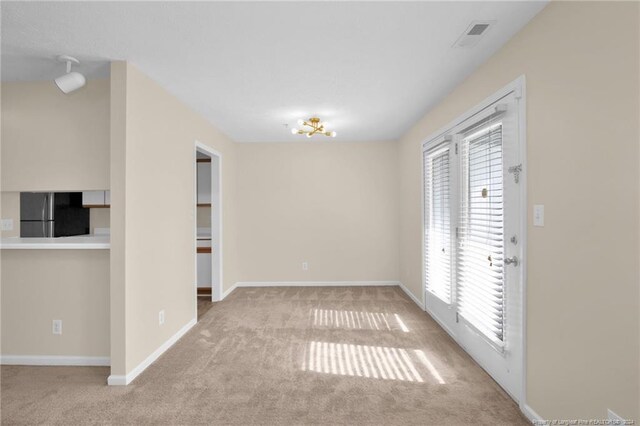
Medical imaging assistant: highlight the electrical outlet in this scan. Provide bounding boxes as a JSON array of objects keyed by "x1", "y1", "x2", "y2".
[
  {"x1": 302, "y1": 262, "x2": 309, "y2": 271},
  {"x1": 159, "y1": 310, "x2": 165, "y2": 325},
  {"x1": 1, "y1": 219, "x2": 14, "y2": 231},
  {"x1": 52, "y1": 320, "x2": 62, "y2": 335}
]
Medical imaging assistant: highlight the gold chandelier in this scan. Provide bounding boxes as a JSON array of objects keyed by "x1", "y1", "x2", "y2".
[{"x1": 291, "y1": 117, "x2": 337, "y2": 138}]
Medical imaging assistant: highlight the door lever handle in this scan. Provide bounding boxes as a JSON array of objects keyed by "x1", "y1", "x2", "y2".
[{"x1": 504, "y1": 256, "x2": 519, "y2": 267}]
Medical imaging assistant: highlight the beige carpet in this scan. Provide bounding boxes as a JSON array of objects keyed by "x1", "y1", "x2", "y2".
[
  {"x1": 1, "y1": 286, "x2": 528, "y2": 425},
  {"x1": 197, "y1": 295, "x2": 214, "y2": 320}
]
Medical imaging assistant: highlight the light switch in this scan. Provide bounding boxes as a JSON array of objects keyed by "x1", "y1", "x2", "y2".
[
  {"x1": 1, "y1": 219, "x2": 14, "y2": 231},
  {"x1": 533, "y1": 205, "x2": 544, "y2": 227}
]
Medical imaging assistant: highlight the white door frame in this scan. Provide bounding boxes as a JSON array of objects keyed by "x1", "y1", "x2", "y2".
[
  {"x1": 194, "y1": 141, "x2": 223, "y2": 310},
  {"x1": 420, "y1": 76, "x2": 527, "y2": 408}
]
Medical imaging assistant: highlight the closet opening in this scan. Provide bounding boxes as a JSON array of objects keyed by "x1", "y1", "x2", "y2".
[{"x1": 195, "y1": 142, "x2": 222, "y2": 320}]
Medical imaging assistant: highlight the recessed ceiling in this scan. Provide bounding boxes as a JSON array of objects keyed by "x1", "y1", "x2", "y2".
[{"x1": 1, "y1": 1, "x2": 547, "y2": 142}]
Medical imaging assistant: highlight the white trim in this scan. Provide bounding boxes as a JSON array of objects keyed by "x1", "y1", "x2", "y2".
[
  {"x1": 516, "y1": 77, "x2": 530, "y2": 419},
  {"x1": 421, "y1": 76, "x2": 526, "y2": 150},
  {"x1": 234, "y1": 281, "x2": 400, "y2": 288},
  {"x1": 0, "y1": 355, "x2": 110, "y2": 366},
  {"x1": 107, "y1": 318, "x2": 196, "y2": 386},
  {"x1": 398, "y1": 282, "x2": 424, "y2": 310},
  {"x1": 221, "y1": 282, "x2": 238, "y2": 300},
  {"x1": 106, "y1": 374, "x2": 128, "y2": 386},
  {"x1": 423, "y1": 304, "x2": 459, "y2": 340},
  {"x1": 520, "y1": 403, "x2": 543, "y2": 424},
  {"x1": 421, "y1": 112, "x2": 427, "y2": 315}
]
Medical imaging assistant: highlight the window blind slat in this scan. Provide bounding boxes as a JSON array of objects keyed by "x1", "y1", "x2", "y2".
[
  {"x1": 424, "y1": 147, "x2": 452, "y2": 304},
  {"x1": 457, "y1": 123, "x2": 505, "y2": 342}
]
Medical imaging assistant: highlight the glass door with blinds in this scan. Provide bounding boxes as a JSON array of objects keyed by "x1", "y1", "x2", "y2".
[{"x1": 422, "y1": 84, "x2": 524, "y2": 401}]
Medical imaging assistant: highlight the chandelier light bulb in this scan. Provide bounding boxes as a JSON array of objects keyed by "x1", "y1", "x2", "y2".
[
  {"x1": 306, "y1": 133, "x2": 312, "y2": 138},
  {"x1": 291, "y1": 128, "x2": 298, "y2": 134},
  {"x1": 297, "y1": 119, "x2": 305, "y2": 126},
  {"x1": 330, "y1": 131, "x2": 337, "y2": 137}
]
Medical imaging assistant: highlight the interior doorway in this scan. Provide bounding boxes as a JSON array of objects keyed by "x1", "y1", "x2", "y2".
[{"x1": 194, "y1": 142, "x2": 222, "y2": 320}]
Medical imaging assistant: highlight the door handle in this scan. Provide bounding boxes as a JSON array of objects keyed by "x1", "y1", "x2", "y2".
[{"x1": 504, "y1": 256, "x2": 519, "y2": 267}]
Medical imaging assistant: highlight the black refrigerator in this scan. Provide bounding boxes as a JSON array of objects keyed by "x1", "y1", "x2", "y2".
[{"x1": 20, "y1": 192, "x2": 89, "y2": 237}]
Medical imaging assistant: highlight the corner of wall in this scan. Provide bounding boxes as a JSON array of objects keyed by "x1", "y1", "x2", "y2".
[{"x1": 109, "y1": 60, "x2": 128, "y2": 377}]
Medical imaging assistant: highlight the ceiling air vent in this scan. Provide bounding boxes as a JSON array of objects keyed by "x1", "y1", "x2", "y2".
[{"x1": 454, "y1": 21, "x2": 495, "y2": 48}]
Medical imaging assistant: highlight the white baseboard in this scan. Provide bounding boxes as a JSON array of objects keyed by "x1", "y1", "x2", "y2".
[
  {"x1": 221, "y1": 282, "x2": 238, "y2": 300},
  {"x1": 107, "y1": 317, "x2": 196, "y2": 386},
  {"x1": 398, "y1": 282, "x2": 424, "y2": 310},
  {"x1": 520, "y1": 403, "x2": 543, "y2": 424},
  {"x1": 234, "y1": 281, "x2": 400, "y2": 288},
  {"x1": 0, "y1": 355, "x2": 110, "y2": 366},
  {"x1": 225, "y1": 281, "x2": 411, "y2": 302},
  {"x1": 106, "y1": 374, "x2": 128, "y2": 386}
]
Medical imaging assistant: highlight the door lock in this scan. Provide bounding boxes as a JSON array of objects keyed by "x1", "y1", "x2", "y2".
[
  {"x1": 504, "y1": 256, "x2": 519, "y2": 267},
  {"x1": 508, "y1": 164, "x2": 522, "y2": 184}
]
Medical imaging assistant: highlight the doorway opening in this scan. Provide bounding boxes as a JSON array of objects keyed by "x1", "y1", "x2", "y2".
[{"x1": 194, "y1": 142, "x2": 222, "y2": 320}]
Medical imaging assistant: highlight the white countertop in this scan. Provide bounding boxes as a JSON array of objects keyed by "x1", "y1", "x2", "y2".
[{"x1": 0, "y1": 235, "x2": 110, "y2": 250}]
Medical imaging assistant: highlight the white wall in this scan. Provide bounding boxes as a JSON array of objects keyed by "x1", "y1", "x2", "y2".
[
  {"x1": 109, "y1": 62, "x2": 239, "y2": 377},
  {"x1": 1, "y1": 250, "x2": 110, "y2": 358},
  {"x1": 0, "y1": 192, "x2": 19, "y2": 238},
  {"x1": 1, "y1": 80, "x2": 110, "y2": 191},
  {"x1": 236, "y1": 141, "x2": 399, "y2": 283},
  {"x1": 0, "y1": 79, "x2": 111, "y2": 359},
  {"x1": 0, "y1": 79, "x2": 111, "y2": 237}
]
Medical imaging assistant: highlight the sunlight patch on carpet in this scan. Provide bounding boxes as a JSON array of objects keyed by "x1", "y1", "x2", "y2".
[
  {"x1": 310, "y1": 309, "x2": 410, "y2": 332},
  {"x1": 301, "y1": 341, "x2": 446, "y2": 384}
]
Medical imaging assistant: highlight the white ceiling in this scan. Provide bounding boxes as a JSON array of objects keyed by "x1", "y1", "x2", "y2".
[{"x1": 1, "y1": 1, "x2": 547, "y2": 142}]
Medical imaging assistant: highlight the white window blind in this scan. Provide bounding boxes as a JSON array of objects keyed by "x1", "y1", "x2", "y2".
[
  {"x1": 424, "y1": 146, "x2": 452, "y2": 304},
  {"x1": 457, "y1": 123, "x2": 505, "y2": 343}
]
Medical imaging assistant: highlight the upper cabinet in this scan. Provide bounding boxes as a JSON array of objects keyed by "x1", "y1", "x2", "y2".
[
  {"x1": 197, "y1": 162, "x2": 211, "y2": 206},
  {"x1": 82, "y1": 190, "x2": 110, "y2": 208}
]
